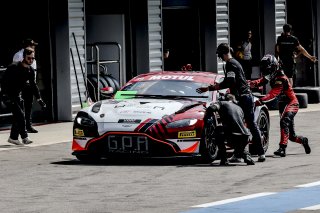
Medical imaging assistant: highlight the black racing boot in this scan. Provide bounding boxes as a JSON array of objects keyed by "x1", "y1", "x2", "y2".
[
  {"x1": 301, "y1": 137, "x2": 311, "y2": 154},
  {"x1": 219, "y1": 159, "x2": 230, "y2": 166},
  {"x1": 274, "y1": 144, "x2": 287, "y2": 157},
  {"x1": 229, "y1": 154, "x2": 242, "y2": 163},
  {"x1": 242, "y1": 152, "x2": 255, "y2": 165}
]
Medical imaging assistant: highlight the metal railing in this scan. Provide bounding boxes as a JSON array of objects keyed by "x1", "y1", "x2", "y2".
[{"x1": 86, "y1": 42, "x2": 122, "y2": 101}]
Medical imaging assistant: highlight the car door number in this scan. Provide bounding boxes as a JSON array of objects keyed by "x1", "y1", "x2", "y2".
[{"x1": 107, "y1": 135, "x2": 149, "y2": 154}]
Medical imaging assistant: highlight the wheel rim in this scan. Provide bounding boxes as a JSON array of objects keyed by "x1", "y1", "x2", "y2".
[
  {"x1": 258, "y1": 112, "x2": 269, "y2": 150},
  {"x1": 205, "y1": 119, "x2": 218, "y2": 158}
]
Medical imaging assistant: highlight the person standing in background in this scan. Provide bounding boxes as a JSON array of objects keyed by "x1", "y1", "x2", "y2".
[
  {"x1": 13, "y1": 38, "x2": 39, "y2": 133},
  {"x1": 235, "y1": 30, "x2": 253, "y2": 80},
  {"x1": 2, "y1": 48, "x2": 46, "y2": 145},
  {"x1": 275, "y1": 24, "x2": 317, "y2": 86}
]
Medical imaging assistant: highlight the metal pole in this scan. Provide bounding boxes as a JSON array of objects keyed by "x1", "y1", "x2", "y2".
[
  {"x1": 70, "y1": 48, "x2": 83, "y2": 108},
  {"x1": 95, "y1": 45, "x2": 100, "y2": 101},
  {"x1": 72, "y1": 32, "x2": 89, "y2": 97}
]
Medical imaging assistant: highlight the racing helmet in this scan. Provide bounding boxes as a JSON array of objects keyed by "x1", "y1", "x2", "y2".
[
  {"x1": 260, "y1": 54, "x2": 279, "y2": 80},
  {"x1": 216, "y1": 43, "x2": 230, "y2": 59}
]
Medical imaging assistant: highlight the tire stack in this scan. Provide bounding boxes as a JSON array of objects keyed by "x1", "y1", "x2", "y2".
[
  {"x1": 295, "y1": 93, "x2": 308, "y2": 108},
  {"x1": 293, "y1": 86, "x2": 320, "y2": 104},
  {"x1": 87, "y1": 74, "x2": 120, "y2": 102}
]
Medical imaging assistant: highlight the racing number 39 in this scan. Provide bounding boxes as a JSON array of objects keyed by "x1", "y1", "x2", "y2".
[{"x1": 107, "y1": 135, "x2": 149, "y2": 153}]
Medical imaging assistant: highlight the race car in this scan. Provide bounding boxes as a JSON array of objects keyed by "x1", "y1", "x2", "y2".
[{"x1": 72, "y1": 71, "x2": 270, "y2": 163}]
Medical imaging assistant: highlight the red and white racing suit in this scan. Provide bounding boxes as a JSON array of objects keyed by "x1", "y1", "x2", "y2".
[{"x1": 250, "y1": 72, "x2": 304, "y2": 146}]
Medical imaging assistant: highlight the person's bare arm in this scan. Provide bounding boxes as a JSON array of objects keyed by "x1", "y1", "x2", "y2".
[{"x1": 297, "y1": 45, "x2": 317, "y2": 62}]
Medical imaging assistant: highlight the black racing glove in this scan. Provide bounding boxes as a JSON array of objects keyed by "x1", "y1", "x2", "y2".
[{"x1": 37, "y1": 99, "x2": 47, "y2": 109}]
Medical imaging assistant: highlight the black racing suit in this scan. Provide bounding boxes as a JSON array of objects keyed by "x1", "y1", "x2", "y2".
[
  {"x1": 276, "y1": 34, "x2": 300, "y2": 78},
  {"x1": 215, "y1": 58, "x2": 264, "y2": 155},
  {"x1": 22, "y1": 83, "x2": 34, "y2": 129},
  {"x1": 207, "y1": 100, "x2": 250, "y2": 161},
  {"x1": 1, "y1": 62, "x2": 41, "y2": 140}
]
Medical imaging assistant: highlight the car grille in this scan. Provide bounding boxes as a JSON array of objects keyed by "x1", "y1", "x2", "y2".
[{"x1": 87, "y1": 133, "x2": 178, "y2": 157}]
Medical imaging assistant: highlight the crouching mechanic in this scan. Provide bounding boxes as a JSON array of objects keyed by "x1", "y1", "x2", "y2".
[
  {"x1": 205, "y1": 93, "x2": 255, "y2": 166},
  {"x1": 249, "y1": 54, "x2": 310, "y2": 157}
]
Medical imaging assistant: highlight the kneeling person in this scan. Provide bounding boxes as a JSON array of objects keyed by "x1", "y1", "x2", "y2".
[{"x1": 206, "y1": 94, "x2": 255, "y2": 166}]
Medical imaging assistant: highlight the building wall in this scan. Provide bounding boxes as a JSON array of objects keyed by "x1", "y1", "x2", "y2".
[
  {"x1": 3, "y1": 0, "x2": 318, "y2": 122},
  {"x1": 49, "y1": 0, "x2": 73, "y2": 121},
  {"x1": 69, "y1": 0, "x2": 86, "y2": 117},
  {"x1": 148, "y1": 0, "x2": 163, "y2": 71}
]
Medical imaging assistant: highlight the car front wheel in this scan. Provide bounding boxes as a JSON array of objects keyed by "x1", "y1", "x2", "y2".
[
  {"x1": 249, "y1": 109, "x2": 270, "y2": 154},
  {"x1": 199, "y1": 116, "x2": 219, "y2": 163}
]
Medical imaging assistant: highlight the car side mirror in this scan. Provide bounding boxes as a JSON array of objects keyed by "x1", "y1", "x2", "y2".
[
  {"x1": 100, "y1": 87, "x2": 115, "y2": 99},
  {"x1": 100, "y1": 87, "x2": 114, "y2": 94}
]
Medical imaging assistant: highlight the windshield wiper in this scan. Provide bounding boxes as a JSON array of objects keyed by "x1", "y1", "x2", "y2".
[
  {"x1": 119, "y1": 93, "x2": 208, "y2": 100},
  {"x1": 130, "y1": 94, "x2": 208, "y2": 99}
]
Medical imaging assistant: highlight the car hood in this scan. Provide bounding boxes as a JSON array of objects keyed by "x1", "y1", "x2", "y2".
[{"x1": 85, "y1": 98, "x2": 202, "y2": 123}]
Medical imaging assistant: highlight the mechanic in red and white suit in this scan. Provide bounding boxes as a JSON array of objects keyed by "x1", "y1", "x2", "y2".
[{"x1": 249, "y1": 54, "x2": 311, "y2": 157}]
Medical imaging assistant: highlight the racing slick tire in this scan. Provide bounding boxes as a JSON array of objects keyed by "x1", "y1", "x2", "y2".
[
  {"x1": 293, "y1": 87, "x2": 320, "y2": 104},
  {"x1": 87, "y1": 74, "x2": 120, "y2": 102},
  {"x1": 199, "y1": 116, "x2": 219, "y2": 163},
  {"x1": 295, "y1": 93, "x2": 308, "y2": 108},
  {"x1": 249, "y1": 109, "x2": 270, "y2": 155}
]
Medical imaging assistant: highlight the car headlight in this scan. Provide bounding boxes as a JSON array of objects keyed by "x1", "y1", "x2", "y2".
[
  {"x1": 91, "y1": 101, "x2": 102, "y2": 113},
  {"x1": 166, "y1": 119, "x2": 198, "y2": 128},
  {"x1": 76, "y1": 117, "x2": 95, "y2": 127}
]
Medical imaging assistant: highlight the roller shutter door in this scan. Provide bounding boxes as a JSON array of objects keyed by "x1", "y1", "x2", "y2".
[
  {"x1": 148, "y1": 0, "x2": 163, "y2": 71},
  {"x1": 275, "y1": 0, "x2": 286, "y2": 38},
  {"x1": 68, "y1": 0, "x2": 86, "y2": 116},
  {"x1": 216, "y1": 0, "x2": 229, "y2": 74}
]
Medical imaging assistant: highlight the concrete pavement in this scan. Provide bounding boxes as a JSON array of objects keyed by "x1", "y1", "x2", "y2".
[
  {"x1": 0, "y1": 121, "x2": 73, "y2": 151},
  {"x1": 1, "y1": 103, "x2": 320, "y2": 151}
]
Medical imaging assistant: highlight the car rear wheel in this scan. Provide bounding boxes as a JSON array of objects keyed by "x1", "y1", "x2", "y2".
[
  {"x1": 199, "y1": 116, "x2": 219, "y2": 163},
  {"x1": 249, "y1": 109, "x2": 269, "y2": 154}
]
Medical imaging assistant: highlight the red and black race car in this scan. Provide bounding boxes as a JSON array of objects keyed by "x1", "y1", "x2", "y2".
[{"x1": 72, "y1": 71, "x2": 269, "y2": 163}]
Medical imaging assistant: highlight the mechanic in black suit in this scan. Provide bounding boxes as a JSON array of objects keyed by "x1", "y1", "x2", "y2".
[
  {"x1": 1, "y1": 48, "x2": 46, "y2": 145},
  {"x1": 206, "y1": 93, "x2": 254, "y2": 166},
  {"x1": 197, "y1": 43, "x2": 265, "y2": 162},
  {"x1": 13, "y1": 38, "x2": 39, "y2": 133}
]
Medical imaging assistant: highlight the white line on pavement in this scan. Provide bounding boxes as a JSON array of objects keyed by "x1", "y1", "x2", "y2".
[
  {"x1": 301, "y1": 204, "x2": 320, "y2": 210},
  {"x1": 296, "y1": 181, "x2": 320, "y2": 188},
  {"x1": 191, "y1": 192, "x2": 276, "y2": 208}
]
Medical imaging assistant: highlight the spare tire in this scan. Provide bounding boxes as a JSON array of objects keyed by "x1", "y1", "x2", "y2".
[
  {"x1": 87, "y1": 74, "x2": 120, "y2": 102},
  {"x1": 105, "y1": 74, "x2": 120, "y2": 91},
  {"x1": 293, "y1": 87, "x2": 320, "y2": 104},
  {"x1": 295, "y1": 93, "x2": 308, "y2": 108}
]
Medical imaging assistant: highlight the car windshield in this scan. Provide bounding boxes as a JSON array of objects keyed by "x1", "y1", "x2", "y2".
[{"x1": 120, "y1": 80, "x2": 210, "y2": 101}]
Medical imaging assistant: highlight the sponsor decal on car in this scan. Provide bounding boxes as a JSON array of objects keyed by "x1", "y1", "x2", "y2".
[
  {"x1": 178, "y1": 130, "x2": 196, "y2": 138},
  {"x1": 133, "y1": 75, "x2": 195, "y2": 81},
  {"x1": 74, "y1": 128, "x2": 85, "y2": 137},
  {"x1": 148, "y1": 75, "x2": 194, "y2": 81},
  {"x1": 118, "y1": 119, "x2": 141, "y2": 123}
]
